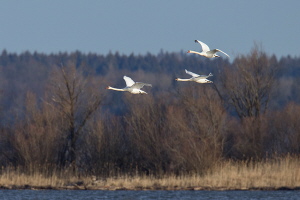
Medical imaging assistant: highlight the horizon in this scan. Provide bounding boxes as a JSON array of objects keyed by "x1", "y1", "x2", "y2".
[{"x1": 1, "y1": 1, "x2": 300, "y2": 59}]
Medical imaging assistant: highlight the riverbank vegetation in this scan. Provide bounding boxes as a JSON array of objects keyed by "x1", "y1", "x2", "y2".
[
  {"x1": 0, "y1": 45, "x2": 300, "y2": 189},
  {"x1": 0, "y1": 156, "x2": 299, "y2": 190}
]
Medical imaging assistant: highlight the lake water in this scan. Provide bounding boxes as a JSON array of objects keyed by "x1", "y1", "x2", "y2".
[{"x1": 0, "y1": 190, "x2": 299, "y2": 200}]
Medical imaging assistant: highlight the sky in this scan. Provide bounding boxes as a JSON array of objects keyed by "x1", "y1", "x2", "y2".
[{"x1": 1, "y1": 0, "x2": 300, "y2": 59}]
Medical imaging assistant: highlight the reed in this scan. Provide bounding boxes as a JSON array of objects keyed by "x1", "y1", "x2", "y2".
[{"x1": 0, "y1": 156, "x2": 299, "y2": 190}]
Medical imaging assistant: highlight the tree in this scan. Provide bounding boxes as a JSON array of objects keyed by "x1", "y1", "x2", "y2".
[
  {"x1": 49, "y1": 64, "x2": 103, "y2": 171},
  {"x1": 218, "y1": 45, "x2": 278, "y2": 119},
  {"x1": 166, "y1": 85, "x2": 227, "y2": 173},
  {"x1": 124, "y1": 94, "x2": 170, "y2": 175},
  {"x1": 216, "y1": 45, "x2": 279, "y2": 159},
  {"x1": 10, "y1": 91, "x2": 62, "y2": 170}
]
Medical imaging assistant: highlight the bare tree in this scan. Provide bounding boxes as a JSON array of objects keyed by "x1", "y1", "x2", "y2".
[
  {"x1": 268, "y1": 103, "x2": 300, "y2": 154},
  {"x1": 166, "y1": 85, "x2": 227, "y2": 174},
  {"x1": 218, "y1": 45, "x2": 278, "y2": 119},
  {"x1": 8, "y1": 91, "x2": 63, "y2": 172},
  {"x1": 49, "y1": 64, "x2": 103, "y2": 171},
  {"x1": 82, "y1": 113, "x2": 129, "y2": 176},
  {"x1": 123, "y1": 94, "x2": 170, "y2": 175},
  {"x1": 215, "y1": 45, "x2": 279, "y2": 159}
]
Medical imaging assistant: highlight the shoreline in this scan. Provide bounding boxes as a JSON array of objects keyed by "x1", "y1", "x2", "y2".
[
  {"x1": 1, "y1": 157, "x2": 299, "y2": 192},
  {"x1": 1, "y1": 185, "x2": 300, "y2": 191}
]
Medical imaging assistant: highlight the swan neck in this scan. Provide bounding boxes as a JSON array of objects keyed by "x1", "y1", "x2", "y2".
[
  {"x1": 108, "y1": 87, "x2": 125, "y2": 91},
  {"x1": 188, "y1": 50, "x2": 202, "y2": 55},
  {"x1": 176, "y1": 78, "x2": 190, "y2": 81}
]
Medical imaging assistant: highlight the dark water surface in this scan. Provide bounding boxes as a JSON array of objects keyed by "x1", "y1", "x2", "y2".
[{"x1": 0, "y1": 190, "x2": 300, "y2": 200}]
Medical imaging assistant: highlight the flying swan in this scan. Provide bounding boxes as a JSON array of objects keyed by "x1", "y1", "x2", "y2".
[
  {"x1": 176, "y1": 69, "x2": 213, "y2": 83},
  {"x1": 187, "y1": 40, "x2": 230, "y2": 58},
  {"x1": 106, "y1": 76, "x2": 152, "y2": 94}
]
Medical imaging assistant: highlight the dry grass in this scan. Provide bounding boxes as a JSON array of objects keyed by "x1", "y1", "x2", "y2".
[
  {"x1": 1, "y1": 156, "x2": 299, "y2": 190},
  {"x1": 0, "y1": 169, "x2": 64, "y2": 188}
]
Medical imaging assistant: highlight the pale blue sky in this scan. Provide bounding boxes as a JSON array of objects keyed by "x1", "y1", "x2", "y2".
[{"x1": 1, "y1": 0, "x2": 299, "y2": 58}]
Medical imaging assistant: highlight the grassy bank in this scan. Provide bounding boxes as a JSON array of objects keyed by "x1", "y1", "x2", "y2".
[{"x1": 0, "y1": 156, "x2": 299, "y2": 190}]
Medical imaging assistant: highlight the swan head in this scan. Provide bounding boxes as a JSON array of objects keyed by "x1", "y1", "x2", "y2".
[
  {"x1": 187, "y1": 50, "x2": 191, "y2": 53},
  {"x1": 106, "y1": 86, "x2": 111, "y2": 89}
]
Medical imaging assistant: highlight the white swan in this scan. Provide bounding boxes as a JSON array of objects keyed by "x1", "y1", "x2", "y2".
[
  {"x1": 107, "y1": 76, "x2": 152, "y2": 94},
  {"x1": 176, "y1": 69, "x2": 213, "y2": 83},
  {"x1": 187, "y1": 40, "x2": 229, "y2": 58}
]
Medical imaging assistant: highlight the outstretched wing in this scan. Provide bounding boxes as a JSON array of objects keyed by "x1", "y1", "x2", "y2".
[
  {"x1": 195, "y1": 40, "x2": 210, "y2": 52},
  {"x1": 198, "y1": 73, "x2": 213, "y2": 79},
  {"x1": 133, "y1": 82, "x2": 152, "y2": 89},
  {"x1": 212, "y1": 49, "x2": 230, "y2": 57},
  {"x1": 185, "y1": 69, "x2": 200, "y2": 77},
  {"x1": 123, "y1": 76, "x2": 135, "y2": 87}
]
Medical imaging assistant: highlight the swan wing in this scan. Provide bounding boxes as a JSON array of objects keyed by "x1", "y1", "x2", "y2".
[
  {"x1": 185, "y1": 69, "x2": 200, "y2": 77},
  {"x1": 211, "y1": 49, "x2": 230, "y2": 57},
  {"x1": 199, "y1": 73, "x2": 213, "y2": 78},
  {"x1": 133, "y1": 82, "x2": 152, "y2": 89},
  {"x1": 123, "y1": 76, "x2": 135, "y2": 87},
  {"x1": 194, "y1": 76, "x2": 207, "y2": 80},
  {"x1": 195, "y1": 40, "x2": 210, "y2": 52}
]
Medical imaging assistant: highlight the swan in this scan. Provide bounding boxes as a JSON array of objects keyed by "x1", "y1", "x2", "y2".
[
  {"x1": 176, "y1": 69, "x2": 213, "y2": 83},
  {"x1": 187, "y1": 40, "x2": 229, "y2": 58},
  {"x1": 106, "y1": 76, "x2": 152, "y2": 94}
]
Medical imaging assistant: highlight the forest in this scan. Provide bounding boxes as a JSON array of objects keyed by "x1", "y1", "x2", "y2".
[{"x1": 0, "y1": 45, "x2": 300, "y2": 177}]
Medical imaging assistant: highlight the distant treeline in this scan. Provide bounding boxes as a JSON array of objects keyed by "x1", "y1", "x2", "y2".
[{"x1": 0, "y1": 46, "x2": 300, "y2": 176}]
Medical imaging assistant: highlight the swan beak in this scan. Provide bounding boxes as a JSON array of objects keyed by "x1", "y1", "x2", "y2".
[{"x1": 106, "y1": 86, "x2": 110, "y2": 89}]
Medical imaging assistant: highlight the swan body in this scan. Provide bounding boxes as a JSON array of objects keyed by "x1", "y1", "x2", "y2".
[
  {"x1": 187, "y1": 40, "x2": 229, "y2": 58},
  {"x1": 176, "y1": 69, "x2": 213, "y2": 83},
  {"x1": 107, "y1": 76, "x2": 152, "y2": 94}
]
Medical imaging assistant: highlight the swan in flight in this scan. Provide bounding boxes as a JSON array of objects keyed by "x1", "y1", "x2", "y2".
[
  {"x1": 176, "y1": 69, "x2": 213, "y2": 83},
  {"x1": 106, "y1": 76, "x2": 152, "y2": 94},
  {"x1": 187, "y1": 40, "x2": 229, "y2": 58}
]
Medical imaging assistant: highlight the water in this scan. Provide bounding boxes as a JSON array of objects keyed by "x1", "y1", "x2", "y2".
[{"x1": 0, "y1": 190, "x2": 300, "y2": 200}]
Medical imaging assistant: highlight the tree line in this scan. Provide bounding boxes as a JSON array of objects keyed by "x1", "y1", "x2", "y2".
[{"x1": 0, "y1": 46, "x2": 300, "y2": 176}]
